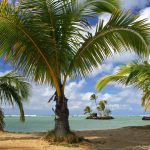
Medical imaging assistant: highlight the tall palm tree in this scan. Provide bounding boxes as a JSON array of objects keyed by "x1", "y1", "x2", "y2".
[
  {"x1": 96, "y1": 61, "x2": 150, "y2": 111},
  {"x1": 0, "y1": 71, "x2": 30, "y2": 131},
  {"x1": 0, "y1": 0, "x2": 150, "y2": 137}
]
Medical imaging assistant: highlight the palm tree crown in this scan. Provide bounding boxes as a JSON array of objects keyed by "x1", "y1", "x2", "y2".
[
  {"x1": 84, "y1": 106, "x2": 92, "y2": 115},
  {"x1": 0, "y1": 0, "x2": 150, "y2": 96}
]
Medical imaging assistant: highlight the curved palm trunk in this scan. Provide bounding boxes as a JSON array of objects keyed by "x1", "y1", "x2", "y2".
[{"x1": 54, "y1": 91, "x2": 70, "y2": 137}]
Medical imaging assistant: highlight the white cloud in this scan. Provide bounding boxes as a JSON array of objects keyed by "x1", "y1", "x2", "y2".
[
  {"x1": 80, "y1": 92, "x2": 93, "y2": 101},
  {"x1": 139, "y1": 7, "x2": 150, "y2": 25},
  {"x1": 2, "y1": 77, "x2": 144, "y2": 115},
  {"x1": 98, "y1": 13, "x2": 111, "y2": 25},
  {"x1": 121, "y1": 0, "x2": 150, "y2": 10},
  {"x1": 105, "y1": 52, "x2": 138, "y2": 64},
  {"x1": 108, "y1": 104, "x2": 129, "y2": 111},
  {"x1": 89, "y1": 63, "x2": 114, "y2": 77},
  {"x1": 24, "y1": 83, "x2": 55, "y2": 110}
]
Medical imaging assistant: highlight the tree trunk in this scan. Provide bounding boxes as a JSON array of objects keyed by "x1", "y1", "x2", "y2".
[
  {"x1": 54, "y1": 93, "x2": 70, "y2": 137},
  {"x1": 0, "y1": 107, "x2": 5, "y2": 131}
]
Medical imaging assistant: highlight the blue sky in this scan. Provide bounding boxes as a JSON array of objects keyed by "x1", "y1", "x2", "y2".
[{"x1": 1, "y1": 0, "x2": 150, "y2": 116}]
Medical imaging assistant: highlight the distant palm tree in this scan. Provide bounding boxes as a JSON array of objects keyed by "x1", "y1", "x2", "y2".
[
  {"x1": 84, "y1": 106, "x2": 92, "y2": 116},
  {"x1": 0, "y1": 0, "x2": 150, "y2": 137},
  {"x1": 90, "y1": 94, "x2": 98, "y2": 108},
  {"x1": 96, "y1": 61, "x2": 150, "y2": 111},
  {"x1": 0, "y1": 71, "x2": 30, "y2": 131},
  {"x1": 97, "y1": 100, "x2": 107, "y2": 116}
]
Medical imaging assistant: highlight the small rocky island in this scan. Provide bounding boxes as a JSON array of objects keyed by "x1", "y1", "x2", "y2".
[
  {"x1": 86, "y1": 113, "x2": 114, "y2": 120},
  {"x1": 142, "y1": 116, "x2": 150, "y2": 120},
  {"x1": 84, "y1": 94, "x2": 114, "y2": 120}
]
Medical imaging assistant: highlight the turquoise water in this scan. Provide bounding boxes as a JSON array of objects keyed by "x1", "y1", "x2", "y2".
[{"x1": 4, "y1": 116, "x2": 150, "y2": 132}]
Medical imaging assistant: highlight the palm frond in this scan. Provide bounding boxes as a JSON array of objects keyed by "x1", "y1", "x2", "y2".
[
  {"x1": 0, "y1": 71, "x2": 30, "y2": 122},
  {"x1": 67, "y1": 10, "x2": 150, "y2": 78},
  {"x1": 144, "y1": 98, "x2": 150, "y2": 112},
  {"x1": 96, "y1": 75, "x2": 128, "y2": 92},
  {"x1": 96, "y1": 61, "x2": 150, "y2": 111}
]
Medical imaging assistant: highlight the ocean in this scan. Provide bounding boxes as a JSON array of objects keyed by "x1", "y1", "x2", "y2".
[{"x1": 4, "y1": 116, "x2": 150, "y2": 132}]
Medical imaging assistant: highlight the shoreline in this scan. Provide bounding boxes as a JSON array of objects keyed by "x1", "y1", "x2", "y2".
[
  {"x1": 0, "y1": 125, "x2": 150, "y2": 150},
  {"x1": 4, "y1": 124, "x2": 150, "y2": 133}
]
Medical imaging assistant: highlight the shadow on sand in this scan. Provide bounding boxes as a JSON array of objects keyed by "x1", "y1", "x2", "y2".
[{"x1": 76, "y1": 126, "x2": 150, "y2": 150}]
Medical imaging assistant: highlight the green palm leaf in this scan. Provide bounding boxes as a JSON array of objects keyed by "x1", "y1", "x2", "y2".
[
  {"x1": 66, "y1": 10, "x2": 150, "y2": 78},
  {"x1": 0, "y1": 71, "x2": 30, "y2": 122},
  {"x1": 96, "y1": 61, "x2": 150, "y2": 111}
]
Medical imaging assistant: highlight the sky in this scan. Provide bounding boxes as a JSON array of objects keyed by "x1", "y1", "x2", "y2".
[{"x1": 1, "y1": 0, "x2": 150, "y2": 116}]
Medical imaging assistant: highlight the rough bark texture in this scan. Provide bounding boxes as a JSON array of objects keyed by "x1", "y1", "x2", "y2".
[
  {"x1": 54, "y1": 92, "x2": 70, "y2": 137},
  {"x1": 0, "y1": 107, "x2": 5, "y2": 131}
]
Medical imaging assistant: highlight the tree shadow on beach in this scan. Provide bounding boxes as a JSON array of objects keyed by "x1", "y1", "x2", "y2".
[{"x1": 77, "y1": 127, "x2": 150, "y2": 150}]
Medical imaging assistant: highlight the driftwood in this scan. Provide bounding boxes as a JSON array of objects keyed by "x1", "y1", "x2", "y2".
[{"x1": 142, "y1": 116, "x2": 150, "y2": 120}]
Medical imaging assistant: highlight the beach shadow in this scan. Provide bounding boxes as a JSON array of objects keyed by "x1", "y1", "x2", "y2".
[{"x1": 77, "y1": 127, "x2": 150, "y2": 150}]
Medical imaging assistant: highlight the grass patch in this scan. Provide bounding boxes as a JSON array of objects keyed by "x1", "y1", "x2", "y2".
[{"x1": 44, "y1": 130, "x2": 84, "y2": 145}]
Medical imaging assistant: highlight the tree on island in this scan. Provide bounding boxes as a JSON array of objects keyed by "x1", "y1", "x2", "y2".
[
  {"x1": 84, "y1": 106, "x2": 92, "y2": 116},
  {"x1": 97, "y1": 100, "x2": 108, "y2": 117},
  {"x1": 90, "y1": 94, "x2": 98, "y2": 107},
  {"x1": 90, "y1": 94, "x2": 98, "y2": 115},
  {"x1": 85, "y1": 97, "x2": 112, "y2": 118},
  {"x1": 96, "y1": 61, "x2": 150, "y2": 111},
  {"x1": 0, "y1": 0, "x2": 150, "y2": 138},
  {"x1": 0, "y1": 71, "x2": 30, "y2": 131}
]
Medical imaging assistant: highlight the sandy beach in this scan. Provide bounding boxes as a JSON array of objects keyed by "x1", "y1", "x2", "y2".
[{"x1": 0, "y1": 126, "x2": 150, "y2": 150}]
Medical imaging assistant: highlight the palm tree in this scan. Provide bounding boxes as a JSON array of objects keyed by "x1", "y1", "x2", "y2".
[
  {"x1": 84, "y1": 106, "x2": 92, "y2": 116},
  {"x1": 0, "y1": 71, "x2": 30, "y2": 131},
  {"x1": 97, "y1": 100, "x2": 107, "y2": 116},
  {"x1": 96, "y1": 61, "x2": 150, "y2": 111},
  {"x1": 0, "y1": 0, "x2": 150, "y2": 137},
  {"x1": 90, "y1": 93, "x2": 98, "y2": 108}
]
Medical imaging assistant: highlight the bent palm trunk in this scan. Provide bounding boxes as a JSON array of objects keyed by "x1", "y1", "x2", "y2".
[{"x1": 54, "y1": 93, "x2": 70, "y2": 137}]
